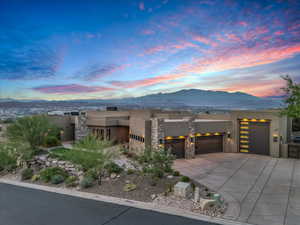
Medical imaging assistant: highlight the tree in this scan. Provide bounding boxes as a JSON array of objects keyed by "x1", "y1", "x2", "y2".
[
  {"x1": 281, "y1": 75, "x2": 300, "y2": 118},
  {"x1": 6, "y1": 115, "x2": 59, "y2": 152},
  {"x1": 72, "y1": 135, "x2": 117, "y2": 185}
]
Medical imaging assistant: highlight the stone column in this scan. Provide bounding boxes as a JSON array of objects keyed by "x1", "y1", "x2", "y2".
[
  {"x1": 75, "y1": 111, "x2": 89, "y2": 141},
  {"x1": 151, "y1": 118, "x2": 164, "y2": 149},
  {"x1": 185, "y1": 116, "x2": 196, "y2": 159}
]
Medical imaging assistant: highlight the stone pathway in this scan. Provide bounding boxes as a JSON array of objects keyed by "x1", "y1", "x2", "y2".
[{"x1": 173, "y1": 153, "x2": 300, "y2": 225}]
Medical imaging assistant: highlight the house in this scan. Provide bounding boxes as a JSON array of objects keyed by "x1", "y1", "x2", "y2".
[{"x1": 54, "y1": 108, "x2": 297, "y2": 159}]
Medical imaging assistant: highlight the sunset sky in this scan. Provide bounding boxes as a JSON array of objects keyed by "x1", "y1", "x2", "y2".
[{"x1": 1, "y1": 0, "x2": 300, "y2": 100}]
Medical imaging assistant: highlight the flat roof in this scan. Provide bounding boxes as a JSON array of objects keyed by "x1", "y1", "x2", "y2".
[
  {"x1": 193, "y1": 119, "x2": 231, "y2": 122},
  {"x1": 164, "y1": 119, "x2": 189, "y2": 122}
]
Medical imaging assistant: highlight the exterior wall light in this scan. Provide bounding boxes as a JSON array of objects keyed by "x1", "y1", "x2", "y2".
[
  {"x1": 214, "y1": 132, "x2": 220, "y2": 135},
  {"x1": 195, "y1": 133, "x2": 202, "y2": 136},
  {"x1": 165, "y1": 136, "x2": 173, "y2": 140},
  {"x1": 179, "y1": 136, "x2": 185, "y2": 139},
  {"x1": 251, "y1": 118, "x2": 257, "y2": 122},
  {"x1": 205, "y1": 133, "x2": 211, "y2": 136},
  {"x1": 273, "y1": 134, "x2": 279, "y2": 142},
  {"x1": 242, "y1": 118, "x2": 249, "y2": 121}
]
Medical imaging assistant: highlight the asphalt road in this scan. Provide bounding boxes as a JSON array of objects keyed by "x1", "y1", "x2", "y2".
[{"x1": 0, "y1": 183, "x2": 222, "y2": 225}]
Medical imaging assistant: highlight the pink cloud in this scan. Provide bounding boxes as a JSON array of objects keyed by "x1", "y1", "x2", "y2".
[
  {"x1": 226, "y1": 33, "x2": 242, "y2": 42},
  {"x1": 193, "y1": 35, "x2": 218, "y2": 47},
  {"x1": 110, "y1": 73, "x2": 184, "y2": 88},
  {"x1": 32, "y1": 84, "x2": 115, "y2": 94},
  {"x1": 139, "y1": 2, "x2": 145, "y2": 11},
  {"x1": 143, "y1": 41, "x2": 197, "y2": 55},
  {"x1": 274, "y1": 31, "x2": 284, "y2": 36},
  {"x1": 238, "y1": 21, "x2": 248, "y2": 27},
  {"x1": 177, "y1": 44, "x2": 300, "y2": 75},
  {"x1": 141, "y1": 29, "x2": 155, "y2": 35}
]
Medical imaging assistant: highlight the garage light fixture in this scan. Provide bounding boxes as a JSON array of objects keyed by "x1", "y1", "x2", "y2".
[
  {"x1": 165, "y1": 136, "x2": 173, "y2": 140},
  {"x1": 242, "y1": 118, "x2": 249, "y2": 121},
  {"x1": 195, "y1": 133, "x2": 202, "y2": 136},
  {"x1": 240, "y1": 135, "x2": 248, "y2": 139},
  {"x1": 205, "y1": 133, "x2": 211, "y2": 136},
  {"x1": 259, "y1": 119, "x2": 267, "y2": 122},
  {"x1": 251, "y1": 118, "x2": 257, "y2": 122},
  {"x1": 240, "y1": 131, "x2": 249, "y2": 134},
  {"x1": 214, "y1": 132, "x2": 220, "y2": 135},
  {"x1": 179, "y1": 136, "x2": 185, "y2": 139}
]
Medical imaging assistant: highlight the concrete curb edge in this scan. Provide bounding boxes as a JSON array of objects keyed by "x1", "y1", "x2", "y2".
[{"x1": 0, "y1": 178, "x2": 253, "y2": 225}]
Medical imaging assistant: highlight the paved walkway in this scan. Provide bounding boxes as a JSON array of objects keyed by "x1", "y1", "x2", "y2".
[{"x1": 173, "y1": 153, "x2": 300, "y2": 225}]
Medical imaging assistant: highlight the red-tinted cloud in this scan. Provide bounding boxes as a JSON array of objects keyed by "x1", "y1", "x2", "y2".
[
  {"x1": 192, "y1": 35, "x2": 218, "y2": 47},
  {"x1": 139, "y1": 2, "x2": 145, "y2": 11},
  {"x1": 32, "y1": 84, "x2": 115, "y2": 94}
]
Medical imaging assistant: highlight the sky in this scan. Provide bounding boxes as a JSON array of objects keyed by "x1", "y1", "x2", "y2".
[{"x1": 1, "y1": 0, "x2": 300, "y2": 100}]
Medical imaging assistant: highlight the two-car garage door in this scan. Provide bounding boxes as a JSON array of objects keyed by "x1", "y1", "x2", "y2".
[{"x1": 195, "y1": 136, "x2": 223, "y2": 155}]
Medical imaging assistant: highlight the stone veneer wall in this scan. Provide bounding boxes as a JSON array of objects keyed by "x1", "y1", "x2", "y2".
[
  {"x1": 75, "y1": 112, "x2": 89, "y2": 141},
  {"x1": 150, "y1": 118, "x2": 164, "y2": 149},
  {"x1": 185, "y1": 117, "x2": 196, "y2": 159}
]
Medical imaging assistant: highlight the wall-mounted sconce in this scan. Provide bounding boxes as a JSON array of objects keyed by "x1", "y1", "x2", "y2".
[{"x1": 273, "y1": 134, "x2": 279, "y2": 142}]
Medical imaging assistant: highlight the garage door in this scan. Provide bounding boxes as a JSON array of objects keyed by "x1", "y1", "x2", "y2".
[
  {"x1": 165, "y1": 139, "x2": 185, "y2": 158},
  {"x1": 195, "y1": 136, "x2": 223, "y2": 154},
  {"x1": 239, "y1": 120, "x2": 270, "y2": 155}
]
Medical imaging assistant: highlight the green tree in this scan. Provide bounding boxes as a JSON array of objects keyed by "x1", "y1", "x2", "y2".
[
  {"x1": 6, "y1": 115, "x2": 59, "y2": 152},
  {"x1": 281, "y1": 75, "x2": 300, "y2": 118},
  {"x1": 71, "y1": 135, "x2": 117, "y2": 185}
]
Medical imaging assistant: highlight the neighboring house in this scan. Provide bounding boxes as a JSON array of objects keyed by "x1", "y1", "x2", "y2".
[{"x1": 54, "y1": 108, "x2": 298, "y2": 159}]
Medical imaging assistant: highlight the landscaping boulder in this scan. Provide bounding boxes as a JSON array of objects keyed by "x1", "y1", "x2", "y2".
[
  {"x1": 174, "y1": 182, "x2": 192, "y2": 198},
  {"x1": 199, "y1": 198, "x2": 217, "y2": 210}
]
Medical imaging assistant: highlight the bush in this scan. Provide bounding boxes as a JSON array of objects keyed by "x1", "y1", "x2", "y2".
[
  {"x1": 51, "y1": 174, "x2": 65, "y2": 184},
  {"x1": 65, "y1": 176, "x2": 78, "y2": 187},
  {"x1": 180, "y1": 176, "x2": 190, "y2": 183},
  {"x1": 152, "y1": 168, "x2": 164, "y2": 179},
  {"x1": 39, "y1": 167, "x2": 68, "y2": 183},
  {"x1": 173, "y1": 171, "x2": 180, "y2": 176},
  {"x1": 0, "y1": 146, "x2": 17, "y2": 172},
  {"x1": 44, "y1": 136, "x2": 61, "y2": 147},
  {"x1": 80, "y1": 176, "x2": 94, "y2": 189},
  {"x1": 105, "y1": 162, "x2": 123, "y2": 174},
  {"x1": 21, "y1": 168, "x2": 33, "y2": 180},
  {"x1": 126, "y1": 169, "x2": 135, "y2": 175},
  {"x1": 31, "y1": 174, "x2": 40, "y2": 182},
  {"x1": 85, "y1": 169, "x2": 98, "y2": 180}
]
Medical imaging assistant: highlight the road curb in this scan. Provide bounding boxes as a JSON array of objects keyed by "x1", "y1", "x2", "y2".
[{"x1": 0, "y1": 178, "x2": 253, "y2": 225}]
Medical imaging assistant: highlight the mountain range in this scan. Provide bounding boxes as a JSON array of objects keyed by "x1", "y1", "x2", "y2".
[{"x1": 0, "y1": 89, "x2": 284, "y2": 110}]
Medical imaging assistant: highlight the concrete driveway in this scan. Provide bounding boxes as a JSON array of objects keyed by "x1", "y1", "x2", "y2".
[{"x1": 173, "y1": 153, "x2": 300, "y2": 225}]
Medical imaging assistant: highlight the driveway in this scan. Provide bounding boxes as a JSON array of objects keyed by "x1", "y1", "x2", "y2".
[
  {"x1": 173, "y1": 153, "x2": 300, "y2": 225},
  {"x1": 0, "y1": 183, "x2": 222, "y2": 225}
]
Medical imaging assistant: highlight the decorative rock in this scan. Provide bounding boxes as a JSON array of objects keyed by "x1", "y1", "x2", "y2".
[
  {"x1": 110, "y1": 173, "x2": 117, "y2": 179},
  {"x1": 125, "y1": 180, "x2": 130, "y2": 184},
  {"x1": 174, "y1": 182, "x2": 192, "y2": 198},
  {"x1": 167, "y1": 175, "x2": 174, "y2": 179},
  {"x1": 151, "y1": 194, "x2": 157, "y2": 200},
  {"x1": 199, "y1": 198, "x2": 217, "y2": 210},
  {"x1": 194, "y1": 187, "x2": 200, "y2": 202}
]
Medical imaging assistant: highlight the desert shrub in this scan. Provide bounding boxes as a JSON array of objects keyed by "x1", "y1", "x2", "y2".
[
  {"x1": 65, "y1": 176, "x2": 78, "y2": 187},
  {"x1": 39, "y1": 167, "x2": 68, "y2": 183},
  {"x1": 80, "y1": 176, "x2": 94, "y2": 188},
  {"x1": 0, "y1": 145, "x2": 17, "y2": 172},
  {"x1": 31, "y1": 174, "x2": 40, "y2": 182},
  {"x1": 151, "y1": 168, "x2": 164, "y2": 179},
  {"x1": 6, "y1": 115, "x2": 59, "y2": 151},
  {"x1": 138, "y1": 147, "x2": 175, "y2": 178},
  {"x1": 51, "y1": 174, "x2": 65, "y2": 184},
  {"x1": 123, "y1": 183, "x2": 137, "y2": 192},
  {"x1": 44, "y1": 136, "x2": 61, "y2": 147},
  {"x1": 173, "y1": 171, "x2": 180, "y2": 176},
  {"x1": 180, "y1": 176, "x2": 190, "y2": 183},
  {"x1": 126, "y1": 169, "x2": 135, "y2": 175},
  {"x1": 149, "y1": 177, "x2": 159, "y2": 186},
  {"x1": 105, "y1": 162, "x2": 123, "y2": 174},
  {"x1": 21, "y1": 168, "x2": 33, "y2": 180},
  {"x1": 85, "y1": 169, "x2": 98, "y2": 180}
]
